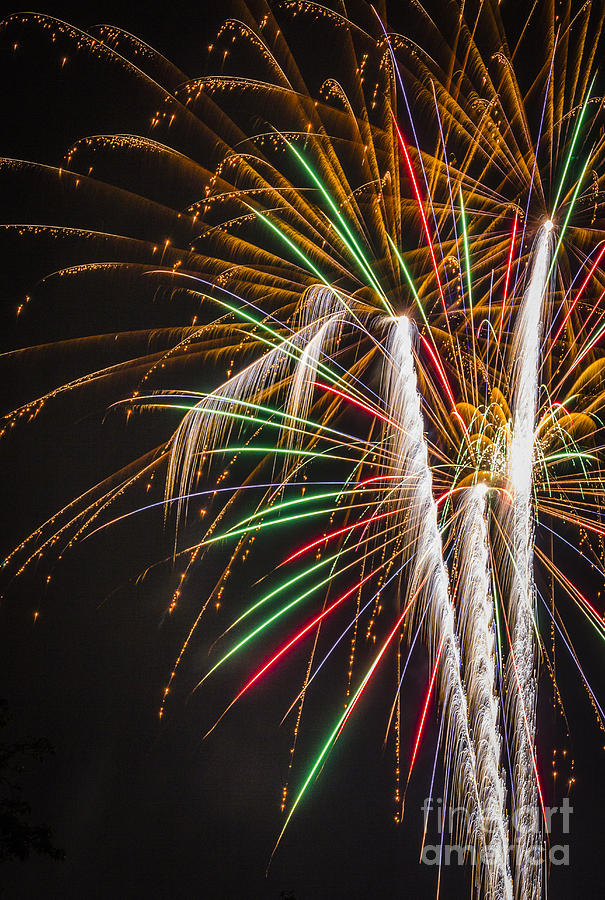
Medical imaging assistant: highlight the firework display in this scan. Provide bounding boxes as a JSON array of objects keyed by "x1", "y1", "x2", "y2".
[{"x1": 1, "y1": 1, "x2": 604, "y2": 897}]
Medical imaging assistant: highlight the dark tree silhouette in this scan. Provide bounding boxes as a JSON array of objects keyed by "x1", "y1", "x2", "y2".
[{"x1": 0, "y1": 700, "x2": 64, "y2": 862}]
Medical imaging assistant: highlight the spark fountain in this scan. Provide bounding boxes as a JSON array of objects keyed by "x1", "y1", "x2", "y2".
[
  {"x1": 506, "y1": 221, "x2": 555, "y2": 900},
  {"x1": 458, "y1": 485, "x2": 512, "y2": 900},
  {"x1": 384, "y1": 316, "x2": 487, "y2": 867}
]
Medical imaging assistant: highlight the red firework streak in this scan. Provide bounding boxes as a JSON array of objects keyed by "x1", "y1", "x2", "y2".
[
  {"x1": 499, "y1": 210, "x2": 518, "y2": 344},
  {"x1": 550, "y1": 242, "x2": 605, "y2": 347},
  {"x1": 392, "y1": 115, "x2": 448, "y2": 320}
]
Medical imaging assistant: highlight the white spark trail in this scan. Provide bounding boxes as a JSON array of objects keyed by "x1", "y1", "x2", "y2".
[
  {"x1": 285, "y1": 288, "x2": 345, "y2": 458},
  {"x1": 383, "y1": 316, "x2": 486, "y2": 865},
  {"x1": 167, "y1": 286, "x2": 344, "y2": 526},
  {"x1": 506, "y1": 221, "x2": 554, "y2": 900},
  {"x1": 458, "y1": 485, "x2": 513, "y2": 900}
]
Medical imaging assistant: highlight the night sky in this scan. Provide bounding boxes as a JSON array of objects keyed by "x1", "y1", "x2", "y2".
[{"x1": 1, "y1": 2, "x2": 604, "y2": 898}]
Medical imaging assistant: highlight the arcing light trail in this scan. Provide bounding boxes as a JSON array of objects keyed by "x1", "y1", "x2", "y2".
[{"x1": 2, "y1": 3, "x2": 605, "y2": 899}]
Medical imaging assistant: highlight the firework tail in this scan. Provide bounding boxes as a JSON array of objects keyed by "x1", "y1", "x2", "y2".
[
  {"x1": 383, "y1": 316, "x2": 487, "y2": 864},
  {"x1": 458, "y1": 485, "x2": 513, "y2": 900},
  {"x1": 506, "y1": 222, "x2": 554, "y2": 900}
]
